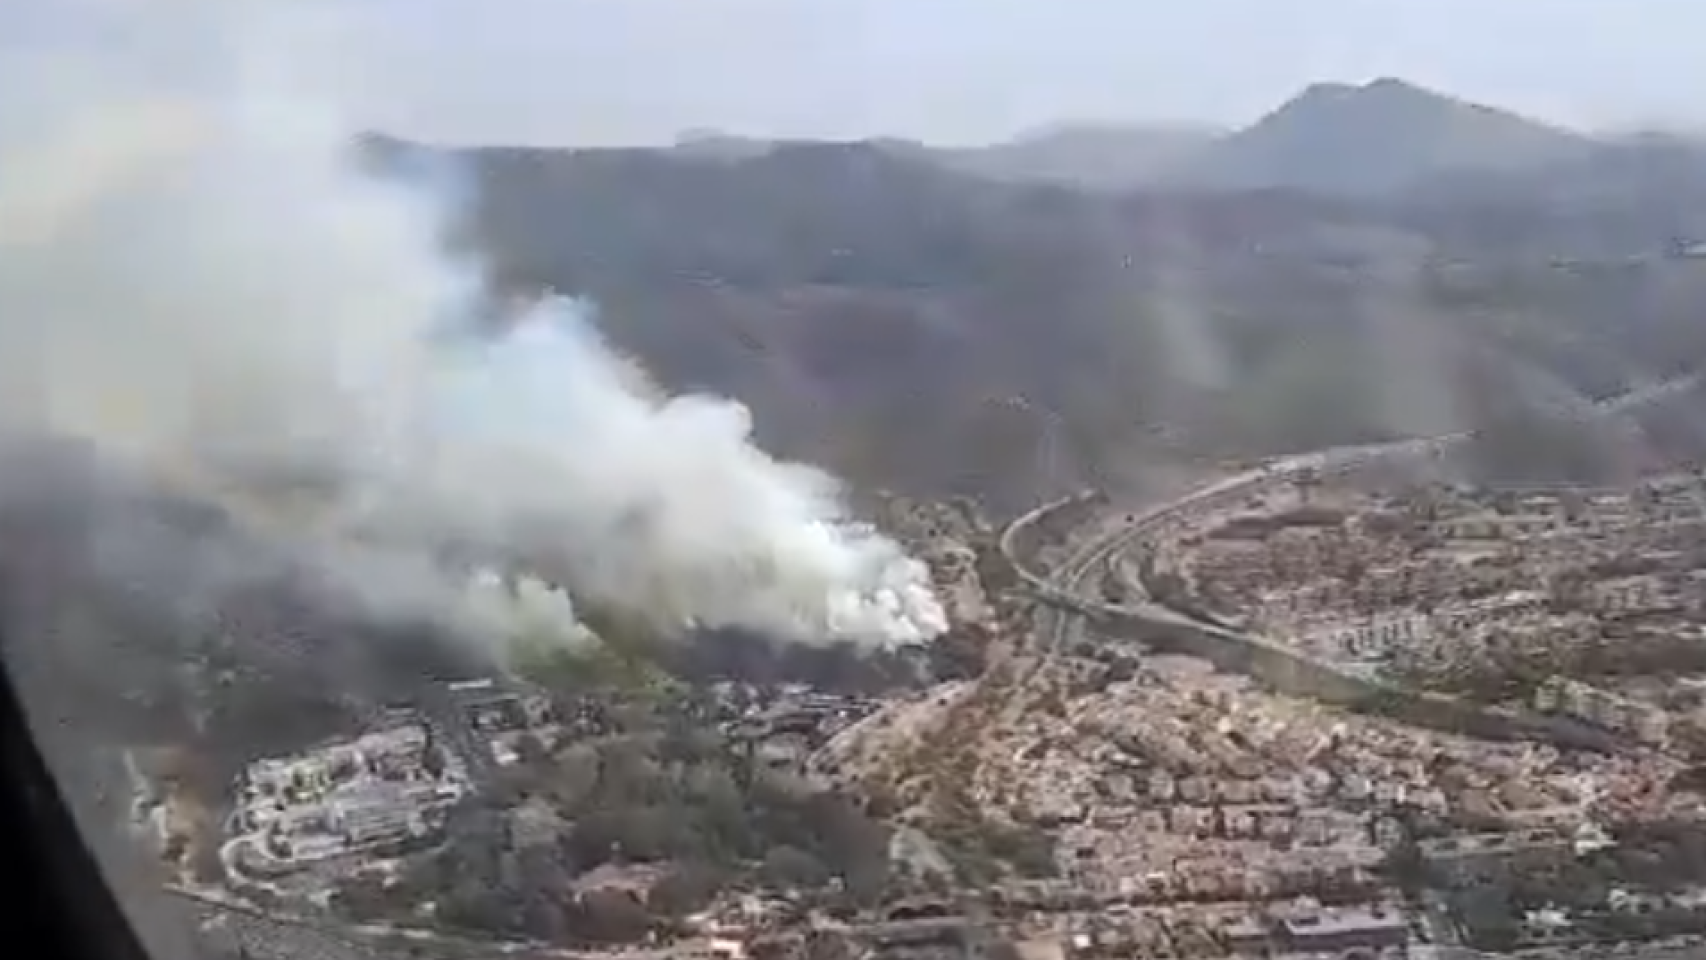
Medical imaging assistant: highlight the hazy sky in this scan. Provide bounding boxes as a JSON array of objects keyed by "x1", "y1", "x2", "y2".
[{"x1": 330, "y1": 0, "x2": 1703, "y2": 145}]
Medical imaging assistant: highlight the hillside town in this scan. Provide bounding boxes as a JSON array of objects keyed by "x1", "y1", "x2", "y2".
[
  {"x1": 1152, "y1": 473, "x2": 1706, "y2": 752},
  {"x1": 103, "y1": 473, "x2": 1706, "y2": 960},
  {"x1": 29, "y1": 9, "x2": 1706, "y2": 960}
]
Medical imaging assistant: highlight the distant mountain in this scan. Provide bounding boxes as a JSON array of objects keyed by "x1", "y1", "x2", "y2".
[
  {"x1": 1171, "y1": 78, "x2": 1597, "y2": 196},
  {"x1": 923, "y1": 124, "x2": 1220, "y2": 191},
  {"x1": 666, "y1": 126, "x2": 1219, "y2": 192},
  {"x1": 520, "y1": 81, "x2": 1695, "y2": 209},
  {"x1": 858, "y1": 80, "x2": 1607, "y2": 199},
  {"x1": 353, "y1": 120, "x2": 1706, "y2": 501},
  {"x1": 589, "y1": 81, "x2": 1636, "y2": 203},
  {"x1": 670, "y1": 131, "x2": 777, "y2": 161},
  {"x1": 1398, "y1": 133, "x2": 1706, "y2": 262}
]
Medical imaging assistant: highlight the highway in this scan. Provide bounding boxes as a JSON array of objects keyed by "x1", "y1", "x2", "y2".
[
  {"x1": 1011, "y1": 368, "x2": 1706, "y2": 688},
  {"x1": 170, "y1": 368, "x2": 1705, "y2": 960}
]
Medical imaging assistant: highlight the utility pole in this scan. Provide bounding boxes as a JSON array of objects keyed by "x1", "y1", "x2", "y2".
[{"x1": 1294, "y1": 465, "x2": 1321, "y2": 507}]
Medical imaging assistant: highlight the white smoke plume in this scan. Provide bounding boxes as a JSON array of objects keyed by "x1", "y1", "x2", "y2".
[{"x1": 0, "y1": 0, "x2": 947, "y2": 654}]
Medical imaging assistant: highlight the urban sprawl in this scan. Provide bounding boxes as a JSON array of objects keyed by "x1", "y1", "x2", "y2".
[{"x1": 132, "y1": 461, "x2": 1706, "y2": 960}]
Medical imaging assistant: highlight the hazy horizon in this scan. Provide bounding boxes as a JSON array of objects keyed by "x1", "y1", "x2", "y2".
[{"x1": 307, "y1": 0, "x2": 1706, "y2": 148}]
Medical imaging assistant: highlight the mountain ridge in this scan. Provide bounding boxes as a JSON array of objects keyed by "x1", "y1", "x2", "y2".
[
  {"x1": 349, "y1": 77, "x2": 1706, "y2": 506},
  {"x1": 356, "y1": 127, "x2": 1706, "y2": 505},
  {"x1": 637, "y1": 79, "x2": 1678, "y2": 198},
  {"x1": 1168, "y1": 77, "x2": 1599, "y2": 196}
]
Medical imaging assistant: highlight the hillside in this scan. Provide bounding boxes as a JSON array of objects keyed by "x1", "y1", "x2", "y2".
[
  {"x1": 1175, "y1": 78, "x2": 1596, "y2": 196},
  {"x1": 922, "y1": 124, "x2": 1221, "y2": 191},
  {"x1": 360, "y1": 130, "x2": 1706, "y2": 507},
  {"x1": 633, "y1": 125, "x2": 1218, "y2": 193},
  {"x1": 1399, "y1": 133, "x2": 1706, "y2": 260},
  {"x1": 612, "y1": 81, "x2": 1694, "y2": 208}
]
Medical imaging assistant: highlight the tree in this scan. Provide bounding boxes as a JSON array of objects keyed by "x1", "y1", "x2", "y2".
[
  {"x1": 1452, "y1": 886, "x2": 1520, "y2": 952},
  {"x1": 421, "y1": 739, "x2": 447, "y2": 779},
  {"x1": 439, "y1": 876, "x2": 518, "y2": 936},
  {"x1": 513, "y1": 732, "x2": 550, "y2": 766},
  {"x1": 761, "y1": 845, "x2": 831, "y2": 890},
  {"x1": 332, "y1": 874, "x2": 394, "y2": 922},
  {"x1": 567, "y1": 889, "x2": 653, "y2": 944},
  {"x1": 801, "y1": 930, "x2": 857, "y2": 960},
  {"x1": 648, "y1": 863, "x2": 724, "y2": 917}
]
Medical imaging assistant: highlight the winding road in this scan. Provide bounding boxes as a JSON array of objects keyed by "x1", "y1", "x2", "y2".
[
  {"x1": 1008, "y1": 368, "x2": 1706, "y2": 689},
  {"x1": 171, "y1": 369, "x2": 1706, "y2": 958}
]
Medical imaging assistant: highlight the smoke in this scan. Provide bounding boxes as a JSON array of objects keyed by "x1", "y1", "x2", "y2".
[
  {"x1": 1140, "y1": 205, "x2": 1232, "y2": 395},
  {"x1": 0, "y1": 0, "x2": 946, "y2": 657},
  {"x1": 1352, "y1": 243, "x2": 1468, "y2": 441}
]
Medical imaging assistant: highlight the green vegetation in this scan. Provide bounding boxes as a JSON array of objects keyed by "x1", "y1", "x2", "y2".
[
  {"x1": 334, "y1": 712, "x2": 893, "y2": 944},
  {"x1": 507, "y1": 625, "x2": 671, "y2": 696},
  {"x1": 934, "y1": 816, "x2": 1058, "y2": 887},
  {"x1": 1442, "y1": 820, "x2": 1706, "y2": 950},
  {"x1": 1384, "y1": 627, "x2": 1706, "y2": 705}
]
